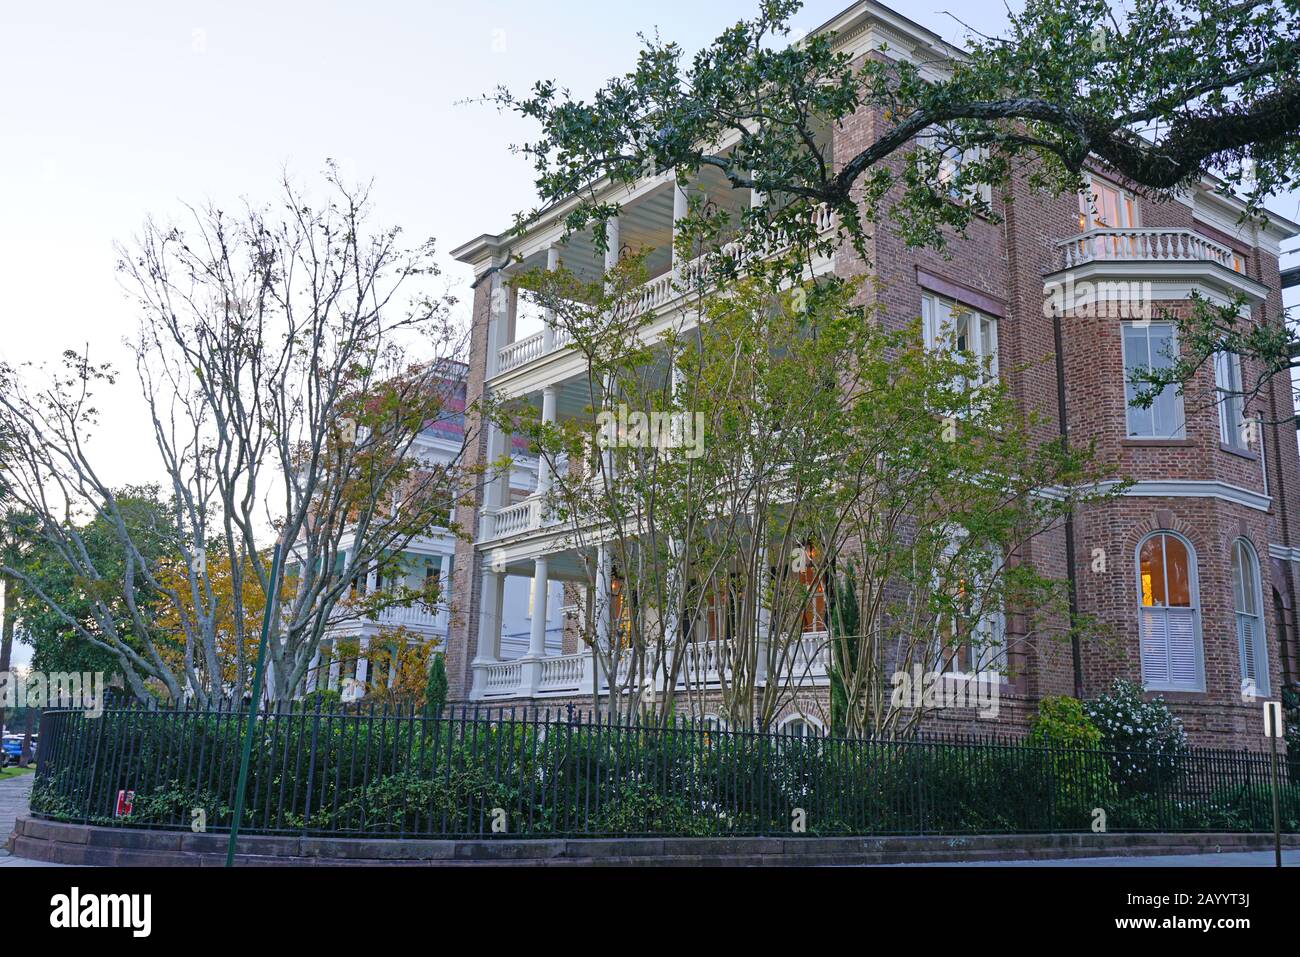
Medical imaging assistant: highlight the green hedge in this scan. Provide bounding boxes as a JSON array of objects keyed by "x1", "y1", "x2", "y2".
[{"x1": 29, "y1": 707, "x2": 1300, "y2": 838}]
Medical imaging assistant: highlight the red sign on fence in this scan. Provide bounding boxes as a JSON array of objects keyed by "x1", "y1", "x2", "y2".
[{"x1": 115, "y1": 789, "x2": 134, "y2": 817}]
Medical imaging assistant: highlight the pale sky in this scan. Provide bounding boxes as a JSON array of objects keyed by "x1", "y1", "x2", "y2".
[{"x1": 1, "y1": 1, "x2": 1298, "y2": 668}]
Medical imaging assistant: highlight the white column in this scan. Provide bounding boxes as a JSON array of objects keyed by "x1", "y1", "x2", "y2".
[
  {"x1": 537, "y1": 385, "x2": 557, "y2": 496},
  {"x1": 520, "y1": 557, "x2": 551, "y2": 695},
  {"x1": 327, "y1": 643, "x2": 341, "y2": 692},
  {"x1": 604, "y1": 216, "x2": 620, "y2": 276},
  {"x1": 542, "y1": 245, "x2": 560, "y2": 352},
  {"x1": 595, "y1": 543, "x2": 613, "y2": 649},
  {"x1": 355, "y1": 636, "x2": 370, "y2": 698},
  {"x1": 479, "y1": 422, "x2": 510, "y2": 540},
  {"x1": 470, "y1": 569, "x2": 505, "y2": 698},
  {"x1": 487, "y1": 268, "x2": 508, "y2": 377},
  {"x1": 671, "y1": 178, "x2": 690, "y2": 279},
  {"x1": 528, "y1": 558, "x2": 550, "y2": 657}
]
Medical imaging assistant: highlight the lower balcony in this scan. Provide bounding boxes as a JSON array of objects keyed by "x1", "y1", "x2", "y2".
[{"x1": 471, "y1": 632, "x2": 831, "y2": 700}]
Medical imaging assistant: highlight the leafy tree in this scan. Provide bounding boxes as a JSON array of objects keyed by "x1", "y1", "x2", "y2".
[
  {"x1": 827, "y1": 571, "x2": 860, "y2": 737},
  {"x1": 325, "y1": 632, "x2": 441, "y2": 706},
  {"x1": 0, "y1": 170, "x2": 468, "y2": 706},
  {"x1": 495, "y1": 0, "x2": 1298, "y2": 263},
  {"x1": 3, "y1": 489, "x2": 174, "y2": 686},
  {"x1": 510, "y1": 265, "x2": 1112, "y2": 732}
]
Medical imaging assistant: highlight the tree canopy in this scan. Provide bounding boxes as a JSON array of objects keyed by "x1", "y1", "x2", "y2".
[{"x1": 496, "y1": 0, "x2": 1298, "y2": 260}]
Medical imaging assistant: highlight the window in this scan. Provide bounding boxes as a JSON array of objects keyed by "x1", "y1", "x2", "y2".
[
  {"x1": 1078, "y1": 177, "x2": 1139, "y2": 259},
  {"x1": 936, "y1": 547, "x2": 1007, "y2": 676},
  {"x1": 1122, "y1": 322, "x2": 1185, "y2": 439},
  {"x1": 1078, "y1": 177, "x2": 1138, "y2": 231},
  {"x1": 778, "y1": 715, "x2": 824, "y2": 739},
  {"x1": 1136, "y1": 532, "x2": 1202, "y2": 691},
  {"x1": 1231, "y1": 539, "x2": 1268, "y2": 696},
  {"x1": 610, "y1": 575, "x2": 633, "y2": 648},
  {"x1": 922, "y1": 293, "x2": 999, "y2": 383},
  {"x1": 1214, "y1": 351, "x2": 1249, "y2": 449},
  {"x1": 797, "y1": 543, "x2": 828, "y2": 634},
  {"x1": 918, "y1": 128, "x2": 992, "y2": 205}
]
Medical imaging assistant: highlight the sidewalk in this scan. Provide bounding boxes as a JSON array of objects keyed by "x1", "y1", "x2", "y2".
[{"x1": 0, "y1": 774, "x2": 68, "y2": 867}]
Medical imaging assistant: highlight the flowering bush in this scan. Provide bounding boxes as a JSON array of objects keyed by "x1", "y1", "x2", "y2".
[{"x1": 1084, "y1": 679, "x2": 1188, "y2": 794}]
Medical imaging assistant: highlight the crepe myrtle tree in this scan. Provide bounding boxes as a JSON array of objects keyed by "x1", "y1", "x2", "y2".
[
  {"x1": 0, "y1": 168, "x2": 470, "y2": 706},
  {"x1": 507, "y1": 261, "x2": 1111, "y2": 730},
  {"x1": 493, "y1": 0, "x2": 1299, "y2": 270}
]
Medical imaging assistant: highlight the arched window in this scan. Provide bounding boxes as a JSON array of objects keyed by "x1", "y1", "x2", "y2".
[
  {"x1": 778, "y1": 714, "x2": 825, "y2": 739},
  {"x1": 1136, "y1": 532, "x2": 1202, "y2": 691},
  {"x1": 1231, "y1": 539, "x2": 1268, "y2": 696}
]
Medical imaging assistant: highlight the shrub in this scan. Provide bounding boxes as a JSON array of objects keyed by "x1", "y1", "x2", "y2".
[
  {"x1": 424, "y1": 653, "x2": 448, "y2": 713},
  {"x1": 1028, "y1": 696, "x2": 1114, "y2": 821},
  {"x1": 1029, "y1": 696, "x2": 1102, "y2": 750},
  {"x1": 300, "y1": 688, "x2": 342, "y2": 712},
  {"x1": 1084, "y1": 679, "x2": 1188, "y2": 794}
]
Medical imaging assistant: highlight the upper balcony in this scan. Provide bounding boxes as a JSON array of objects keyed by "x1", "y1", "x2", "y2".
[
  {"x1": 1047, "y1": 227, "x2": 1269, "y2": 309},
  {"x1": 482, "y1": 170, "x2": 838, "y2": 389}
]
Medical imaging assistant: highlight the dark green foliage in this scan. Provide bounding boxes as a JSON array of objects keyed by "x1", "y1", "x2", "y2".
[
  {"x1": 424, "y1": 653, "x2": 448, "y2": 713},
  {"x1": 301, "y1": 688, "x2": 342, "y2": 712},
  {"x1": 1029, "y1": 696, "x2": 1115, "y2": 821},
  {"x1": 29, "y1": 705, "x2": 1298, "y2": 839},
  {"x1": 827, "y1": 572, "x2": 859, "y2": 737}
]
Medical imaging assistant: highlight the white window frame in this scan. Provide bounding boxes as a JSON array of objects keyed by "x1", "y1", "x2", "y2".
[
  {"x1": 918, "y1": 127, "x2": 993, "y2": 206},
  {"x1": 1122, "y1": 321, "x2": 1186, "y2": 439},
  {"x1": 1079, "y1": 175, "x2": 1139, "y2": 230},
  {"x1": 1231, "y1": 538, "x2": 1269, "y2": 697},
  {"x1": 921, "y1": 292, "x2": 999, "y2": 383},
  {"x1": 934, "y1": 551, "x2": 1008, "y2": 678},
  {"x1": 1135, "y1": 531, "x2": 1204, "y2": 692},
  {"x1": 777, "y1": 714, "x2": 825, "y2": 738},
  {"x1": 1214, "y1": 350, "x2": 1249, "y2": 449}
]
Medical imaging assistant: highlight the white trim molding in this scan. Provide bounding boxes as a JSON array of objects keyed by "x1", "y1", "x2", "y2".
[
  {"x1": 1049, "y1": 479, "x2": 1273, "y2": 512},
  {"x1": 1268, "y1": 544, "x2": 1300, "y2": 563}
]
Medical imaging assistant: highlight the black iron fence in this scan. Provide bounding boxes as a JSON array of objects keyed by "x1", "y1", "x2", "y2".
[{"x1": 29, "y1": 703, "x2": 1299, "y2": 838}]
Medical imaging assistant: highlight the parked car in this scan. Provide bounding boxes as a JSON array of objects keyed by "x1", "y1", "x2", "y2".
[{"x1": 1, "y1": 735, "x2": 33, "y2": 768}]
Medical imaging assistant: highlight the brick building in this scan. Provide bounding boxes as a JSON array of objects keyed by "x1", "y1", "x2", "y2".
[{"x1": 447, "y1": 0, "x2": 1300, "y2": 746}]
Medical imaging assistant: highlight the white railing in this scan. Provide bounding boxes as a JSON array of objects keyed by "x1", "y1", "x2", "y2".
[
  {"x1": 471, "y1": 631, "x2": 834, "y2": 700},
  {"x1": 376, "y1": 605, "x2": 442, "y2": 629},
  {"x1": 1059, "y1": 228, "x2": 1239, "y2": 271},
  {"x1": 496, "y1": 331, "x2": 546, "y2": 374},
  {"x1": 484, "y1": 496, "x2": 541, "y2": 540},
  {"x1": 537, "y1": 653, "x2": 586, "y2": 692},
  {"x1": 482, "y1": 660, "x2": 524, "y2": 695},
  {"x1": 493, "y1": 204, "x2": 839, "y2": 376},
  {"x1": 674, "y1": 639, "x2": 735, "y2": 686}
]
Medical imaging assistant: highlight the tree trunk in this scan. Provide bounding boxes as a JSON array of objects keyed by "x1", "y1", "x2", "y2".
[{"x1": 0, "y1": 574, "x2": 16, "y2": 734}]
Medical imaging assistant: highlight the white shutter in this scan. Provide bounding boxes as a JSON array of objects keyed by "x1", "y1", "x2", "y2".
[
  {"x1": 1167, "y1": 608, "x2": 1198, "y2": 687},
  {"x1": 1139, "y1": 607, "x2": 1170, "y2": 685},
  {"x1": 1238, "y1": 613, "x2": 1258, "y2": 683}
]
